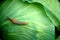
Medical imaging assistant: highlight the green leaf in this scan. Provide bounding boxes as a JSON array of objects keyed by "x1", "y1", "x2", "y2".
[
  {"x1": 0, "y1": 0, "x2": 55, "y2": 40},
  {"x1": 21, "y1": 0, "x2": 60, "y2": 28},
  {"x1": 44, "y1": 7, "x2": 60, "y2": 28}
]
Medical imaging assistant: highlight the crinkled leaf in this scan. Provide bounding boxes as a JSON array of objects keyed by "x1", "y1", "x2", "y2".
[
  {"x1": 21, "y1": 0, "x2": 60, "y2": 29},
  {"x1": 0, "y1": 0, "x2": 55, "y2": 40}
]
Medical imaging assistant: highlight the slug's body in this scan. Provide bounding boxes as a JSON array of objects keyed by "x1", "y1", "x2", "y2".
[{"x1": 8, "y1": 17, "x2": 28, "y2": 25}]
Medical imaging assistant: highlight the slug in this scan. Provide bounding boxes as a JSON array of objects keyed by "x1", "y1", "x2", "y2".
[{"x1": 8, "y1": 17, "x2": 28, "y2": 25}]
